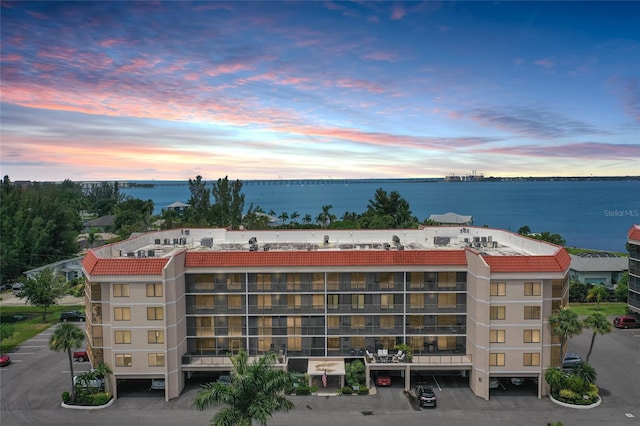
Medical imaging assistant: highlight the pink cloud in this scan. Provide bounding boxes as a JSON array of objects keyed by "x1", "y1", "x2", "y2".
[
  {"x1": 534, "y1": 58, "x2": 554, "y2": 69},
  {"x1": 334, "y1": 78, "x2": 384, "y2": 94},
  {"x1": 361, "y1": 51, "x2": 397, "y2": 62},
  {"x1": 391, "y1": 5, "x2": 406, "y2": 20}
]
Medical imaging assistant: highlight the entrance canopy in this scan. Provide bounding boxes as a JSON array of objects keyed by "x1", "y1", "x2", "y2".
[{"x1": 307, "y1": 359, "x2": 346, "y2": 376}]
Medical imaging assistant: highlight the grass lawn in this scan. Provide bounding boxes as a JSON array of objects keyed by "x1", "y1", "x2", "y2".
[
  {"x1": 0, "y1": 305, "x2": 84, "y2": 353},
  {"x1": 568, "y1": 302, "x2": 626, "y2": 317}
]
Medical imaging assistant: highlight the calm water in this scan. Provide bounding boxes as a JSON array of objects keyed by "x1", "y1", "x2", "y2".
[{"x1": 121, "y1": 179, "x2": 640, "y2": 252}]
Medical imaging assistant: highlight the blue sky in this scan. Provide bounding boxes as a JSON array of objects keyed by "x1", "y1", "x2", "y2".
[{"x1": 1, "y1": 1, "x2": 638, "y2": 181}]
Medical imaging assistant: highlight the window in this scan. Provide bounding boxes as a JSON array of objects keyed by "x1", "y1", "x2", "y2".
[
  {"x1": 287, "y1": 316, "x2": 302, "y2": 351},
  {"x1": 286, "y1": 273, "x2": 301, "y2": 290},
  {"x1": 489, "y1": 353, "x2": 505, "y2": 366},
  {"x1": 351, "y1": 294, "x2": 364, "y2": 310},
  {"x1": 328, "y1": 337, "x2": 340, "y2": 350},
  {"x1": 524, "y1": 282, "x2": 542, "y2": 296},
  {"x1": 228, "y1": 295, "x2": 243, "y2": 310},
  {"x1": 409, "y1": 293, "x2": 424, "y2": 309},
  {"x1": 327, "y1": 316, "x2": 340, "y2": 329},
  {"x1": 523, "y1": 353, "x2": 540, "y2": 366},
  {"x1": 552, "y1": 279, "x2": 564, "y2": 298},
  {"x1": 147, "y1": 307, "x2": 163, "y2": 320},
  {"x1": 327, "y1": 273, "x2": 339, "y2": 290},
  {"x1": 227, "y1": 273, "x2": 243, "y2": 290},
  {"x1": 489, "y1": 329, "x2": 505, "y2": 343},
  {"x1": 381, "y1": 294, "x2": 394, "y2": 309},
  {"x1": 196, "y1": 317, "x2": 214, "y2": 337},
  {"x1": 327, "y1": 294, "x2": 339, "y2": 309},
  {"x1": 351, "y1": 315, "x2": 365, "y2": 329},
  {"x1": 409, "y1": 272, "x2": 424, "y2": 289},
  {"x1": 438, "y1": 293, "x2": 456, "y2": 308},
  {"x1": 380, "y1": 315, "x2": 394, "y2": 329},
  {"x1": 523, "y1": 329, "x2": 540, "y2": 343},
  {"x1": 524, "y1": 306, "x2": 541, "y2": 320},
  {"x1": 114, "y1": 307, "x2": 131, "y2": 321},
  {"x1": 229, "y1": 317, "x2": 243, "y2": 337},
  {"x1": 379, "y1": 272, "x2": 394, "y2": 289},
  {"x1": 148, "y1": 353, "x2": 165, "y2": 367},
  {"x1": 409, "y1": 315, "x2": 423, "y2": 330},
  {"x1": 148, "y1": 330, "x2": 164, "y2": 344},
  {"x1": 490, "y1": 306, "x2": 506, "y2": 320},
  {"x1": 113, "y1": 284, "x2": 130, "y2": 297},
  {"x1": 146, "y1": 283, "x2": 163, "y2": 297},
  {"x1": 490, "y1": 282, "x2": 506, "y2": 296},
  {"x1": 256, "y1": 273, "x2": 271, "y2": 291},
  {"x1": 257, "y1": 316, "x2": 272, "y2": 335},
  {"x1": 287, "y1": 294, "x2": 302, "y2": 310},
  {"x1": 257, "y1": 294, "x2": 271, "y2": 309},
  {"x1": 437, "y1": 272, "x2": 457, "y2": 288},
  {"x1": 195, "y1": 294, "x2": 214, "y2": 310},
  {"x1": 312, "y1": 294, "x2": 324, "y2": 309},
  {"x1": 114, "y1": 330, "x2": 131, "y2": 344},
  {"x1": 194, "y1": 274, "x2": 214, "y2": 291},
  {"x1": 312, "y1": 273, "x2": 324, "y2": 290},
  {"x1": 115, "y1": 353, "x2": 132, "y2": 367},
  {"x1": 350, "y1": 272, "x2": 366, "y2": 289}
]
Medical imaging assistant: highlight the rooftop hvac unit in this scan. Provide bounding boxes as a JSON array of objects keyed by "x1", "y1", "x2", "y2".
[
  {"x1": 137, "y1": 250, "x2": 146, "y2": 257},
  {"x1": 397, "y1": 244, "x2": 405, "y2": 250},
  {"x1": 488, "y1": 236, "x2": 493, "y2": 242},
  {"x1": 392, "y1": 235, "x2": 400, "y2": 245},
  {"x1": 126, "y1": 252, "x2": 134, "y2": 257},
  {"x1": 249, "y1": 244, "x2": 259, "y2": 251},
  {"x1": 473, "y1": 237, "x2": 480, "y2": 243},
  {"x1": 180, "y1": 238, "x2": 186, "y2": 245},
  {"x1": 173, "y1": 238, "x2": 179, "y2": 245},
  {"x1": 464, "y1": 238, "x2": 469, "y2": 243},
  {"x1": 154, "y1": 239, "x2": 161, "y2": 245},
  {"x1": 249, "y1": 237, "x2": 257, "y2": 244},
  {"x1": 383, "y1": 243, "x2": 391, "y2": 250},
  {"x1": 183, "y1": 229, "x2": 190, "y2": 236},
  {"x1": 147, "y1": 250, "x2": 155, "y2": 257},
  {"x1": 323, "y1": 235, "x2": 329, "y2": 244},
  {"x1": 263, "y1": 244, "x2": 271, "y2": 251},
  {"x1": 201, "y1": 238, "x2": 213, "y2": 248},
  {"x1": 164, "y1": 238, "x2": 171, "y2": 245}
]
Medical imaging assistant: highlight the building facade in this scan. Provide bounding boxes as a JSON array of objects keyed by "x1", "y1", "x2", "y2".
[
  {"x1": 81, "y1": 227, "x2": 570, "y2": 401},
  {"x1": 627, "y1": 225, "x2": 640, "y2": 314}
]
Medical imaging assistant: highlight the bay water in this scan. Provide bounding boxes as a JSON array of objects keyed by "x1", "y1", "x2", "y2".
[{"x1": 121, "y1": 179, "x2": 639, "y2": 252}]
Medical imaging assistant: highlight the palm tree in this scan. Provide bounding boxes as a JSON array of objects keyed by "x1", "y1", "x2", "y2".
[
  {"x1": 49, "y1": 323, "x2": 85, "y2": 401},
  {"x1": 571, "y1": 361, "x2": 597, "y2": 386},
  {"x1": 92, "y1": 361, "x2": 113, "y2": 393},
  {"x1": 586, "y1": 284, "x2": 609, "y2": 309},
  {"x1": 544, "y1": 367, "x2": 565, "y2": 395},
  {"x1": 193, "y1": 349, "x2": 294, "y2": 426},
  {"x1": 583, "y1": 311, "x2": 612, "y2": 362},
  {"x1": 548, "y1": 307, "x2": 582, "y2": 362}
]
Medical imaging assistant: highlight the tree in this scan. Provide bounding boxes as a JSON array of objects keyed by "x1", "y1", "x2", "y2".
[
  {"x1": 582, "y1": 311, "x2": 612, "y2": 362},
  {"x1": 345, "y1": 359, "x2": 365, "y2": 387},
  {"x1": 17, "y1": 268, "x2": 66, "y2": 321},
  {"x1": 211, "y1": 176, "x2": 245, "y2": 229},
  {"x1": 586, "y1": 284, "x2": 609, "y2": 309},
  {"x1": 187, "y1": 175, "x2": 211, "y2": 226},
  {"x1": 614, "y1": 273, "x2": 629, "y2": 302},
  {"x1": 532, "y1": 231, "x2": 566, "y2": 246},
  {"x1": 569, "y1": 278, "x2": 588, "y2": 303},
  {"x1": 193, "y1": 349, "x2": 294, "y2": 426},
  {"x1": 548, "y1": 307, "x2": 582, "y2": 361},
  {"x1": 366, "y1": 188, "x2": 415, "y2": 228},
  {"x1": 0, "y1": 323, "x2": 15, "y2": 342},
  {"x1": 517, "y1": 225, "x2": 531, "y2": 235},
  {"x1": 316, "y1": 205, "x2": 335, "y2": 228},
  {"x1": 49, "y1": 323, "x2": 85, "y2": 402},
  {"x1": 544, "y1": 367, "x2": 565, "y2": 395}
]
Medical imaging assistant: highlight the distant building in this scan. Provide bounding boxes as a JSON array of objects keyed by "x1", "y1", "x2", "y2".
[
  {"x1": 627, "y1": 225, "x2": 640, "y2": 314},
  {"x1": 569, "y1": 254, "x2": 628, "y2": 289},
  {"x1": 83, "y1": 215, "x2": 116, "y2": 233},
  {"x1": 428, "y1": 212, "x2": 473, "y2": 226},
  {"x1": 165, "y1": 201, "x2": 190, "y2": 213},
  {"x1": 81, "y1": 226, "x2": 569, "y2": 402},
  {"x1": 25, "y1": 257, "x2": 84, "y2": 282}
]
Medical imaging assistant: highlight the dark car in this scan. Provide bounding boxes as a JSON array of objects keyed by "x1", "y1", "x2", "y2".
[
  {"x1": 60, "y1": 311, "x2": 86, "y2": 322},
  {"x1": 613, "y1": 316, "x2": 640, "y2": 329},
  {"x1": 415, "y1": 385, "x2": 437, "y2": 408},
  {"x1": 562, "y1": 352, "x2": 583, "y2": 369}
]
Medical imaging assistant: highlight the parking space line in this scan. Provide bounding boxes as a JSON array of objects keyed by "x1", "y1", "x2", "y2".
[
  {"x1": 8, "y1": 352, "x2": 35, "y2": 355},
  {"x1": 432, "y1": 375, "x2": 442, "y2": 391}
]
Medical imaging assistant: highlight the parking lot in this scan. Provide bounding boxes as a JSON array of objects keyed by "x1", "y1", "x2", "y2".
[{"x1": 1, "y1": 321, "x2": 639, "y2": 426}]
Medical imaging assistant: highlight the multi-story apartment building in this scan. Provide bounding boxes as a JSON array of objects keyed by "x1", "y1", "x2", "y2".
[
  {"x1": 627, "y1": 225, "x2": 640, "y2": 314},
  {"x1": 81, "y1": 227, "x2": 570, "y2": 401}
]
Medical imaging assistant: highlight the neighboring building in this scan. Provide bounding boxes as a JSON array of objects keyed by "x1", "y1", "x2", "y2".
[
  {"x1": 25, "y1": 257, "x2": 84, "y2": 282},
  {"x1": 165, "y1": 201, "x2": 190, "y2": 213},
  {"x1": 81, "y1": 227, "x2": 569, "y2": 401},
  {"x1": 83, "y1": 215, "x2": 116, "y2": 233},
  {"x1": 569, "y1": 253, "x2": 628, "y2": 289},
  {"x1": 627, "y1": 225, "x2": 640, "y2": 314},
  {"x1": 428, "y1": 212, "x2": 474, "y2": 226}
]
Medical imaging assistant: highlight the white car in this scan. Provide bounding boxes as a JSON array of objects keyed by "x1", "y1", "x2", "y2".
[
  {"x1": 73, "y1": 372, "x2": 104, "y2": 390},
  {"x1": 489, "y1": 378, "x2": 500, "y2": 389}
]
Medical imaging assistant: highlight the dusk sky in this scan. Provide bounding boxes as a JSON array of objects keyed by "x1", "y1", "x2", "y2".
[{"x1": 1, "y1": 1, "x2": 638, "y2": 182}]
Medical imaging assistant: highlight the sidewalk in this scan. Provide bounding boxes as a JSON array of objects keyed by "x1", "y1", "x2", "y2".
[{"x1": 0, "y1": 292, "x2": 84, "y2": 306}]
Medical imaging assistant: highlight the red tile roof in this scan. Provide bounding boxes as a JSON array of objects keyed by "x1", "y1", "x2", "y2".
[
  {"x1": 482, "y1": 248, "x2": 571, "y2": 273},
  {"x1": 628, "y1": 225, "x2": 640, "y2": 242},
  {"x1": 185, "y1": 250, "x2": 468, "y2": 268},
  {"x1": 84, "y1": 251, "x2": 169, "y2": 275}
]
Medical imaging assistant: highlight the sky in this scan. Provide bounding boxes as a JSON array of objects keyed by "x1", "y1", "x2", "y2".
[{"x1": 1, "y1": 1, "x2": 639, "y2": 182}]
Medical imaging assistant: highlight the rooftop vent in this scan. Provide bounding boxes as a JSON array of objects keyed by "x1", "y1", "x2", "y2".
[
  {"x1": 392, "y1": 235, "x2": 400, "y2": 245},
  {"x1": 263, "y1": 244, "x2": 271, "y2": 252},
  {"x1": 154, "y1": 239, "x2": 161, "y2": 244},
  {"x1": 249, "y1": 244, "x2": 259, "y2": 252},
  {"x1": 323, "y1": 235, "x2": 329, "y2": 244},
  {"x1": 249, "y1": 237, "x2": 257, "y2": 245},
  {"x1": 383, "y1": 243, "x2": 391, "y2": 250}
]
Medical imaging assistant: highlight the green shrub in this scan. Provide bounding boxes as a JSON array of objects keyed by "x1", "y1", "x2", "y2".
[
  {"x1": 357, "y1": 386, "x2": 369, "y2": 395},
  {"x1": 90, "y1": 392, "x2": 112, "y2": 406},
  {"x1": 61, "y1": 391, "x2": 71, "y2": 404},
  {"x1": 341, "y1": 386, "x2": 353, "y2": 395},
  {"x1": 309, "y1": 385, "x2": 318, "y2": 393},
  {"x1": 295, "y1": 386, "x2": 311, "y2": 395},
  {"x1": 559, "y1": 388, "x2": 580, "y2": 402}
]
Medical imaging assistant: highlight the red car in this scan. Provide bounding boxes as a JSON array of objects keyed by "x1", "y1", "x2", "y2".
[
  {"x1": 375, "y1": 375, "x2": 392, "y2": 386},
  {"x1": 74, "y1": 350, "x2": 88, "y2": 362},
  {"x1": 0, "y1": 354, "x2": 11, "y2": 367}
]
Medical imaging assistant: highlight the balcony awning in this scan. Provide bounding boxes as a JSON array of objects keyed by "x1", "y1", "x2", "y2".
[{"x1": 307, "y1": 359, "x2": 345, "y2": 376}]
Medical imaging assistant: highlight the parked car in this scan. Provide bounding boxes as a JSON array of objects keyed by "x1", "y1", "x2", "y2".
[
  {"x1": 74, "y1": 350, "x2": 88, "y2": 362},
  {"x1": 149, "y1": 379, "x2": 165, "y2": 390},
  {"x1": 12, "y1": 283, "x2": 23, "y2": 295},
  {"x1": 510, "y1": 377, "x2": 525, "y2": 386},
  {"x1": 217, "y1": 374, "x2": 231, "y2": 385},
  {"x1": 375, "y1": 374, "x2": 392, "y2": 386},
  {"x1": 0, "y1": 283, "x2": 11, "y2": 292},
  {"x1": 562, "y1": 352, "x2": 583, "y2": 369},
  {"x1": 60, "y1": 311, "x2": 86, "y2": 322},
  {"x1": 613, "y1": 315, "x2": 640, "y2": 329},
  {"x1": 415, "y1": 385, "x2": 437, "y2": 408},
  {"x1": 0, "y1": 354, "x2": 11, "y2": 367},
  {"x1": 489, "y1": 377, "x2": 501, "y2": 389},
  {"x1": 74, "y1": 371, "x2": 104, "y2": 390}
]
